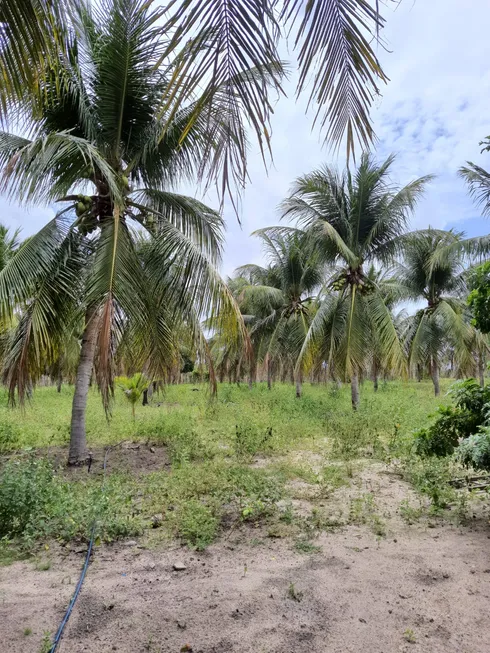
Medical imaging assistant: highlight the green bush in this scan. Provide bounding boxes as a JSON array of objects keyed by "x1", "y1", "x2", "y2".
[
  {"x1": 177, "y1": 500, "x2": 219, "y2": 550},
  {"x1": 455, "y1": 429, "x2": 490, "y2": 470},
  {"x1": 0, "y1": 457, "x2": 54, "y2": 537},
  {"x1": 403, "y1": 456, "x2": 455, "y2": 508},
  {"x1": 0, "y1": 457, "x2": 143, "y2": 547},
  {"x1": 468, "y1": 261, "x2": 490, "y2": 334},
  {"x1": 0, "y1": 422, "x2": 20, "y2": 453},
  {"x1": 414, "y1": 379, "x2": 490, "y2": 457},
  {"x1": 234, "y1": 422, "x2": 273, "y2": 457}
]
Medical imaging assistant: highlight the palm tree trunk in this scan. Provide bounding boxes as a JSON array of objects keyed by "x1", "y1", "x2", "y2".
[
  {"x1": 248, "y1": 362, "x2": 255, "y2": 389},
  {"x1": 373, "y1": 360, "x2": 378, "y2": 393},
  {"x1": 267, "y1": 358, "x2": 272, "y2": 390},
  {"x1": 431, "y1": 357, "x2": 440, "y2": 397},
  {"x1": 416, "y1": 364, "x2": 422, "y2": 382},
  {"x1": 295, "y1": 370, "x2": 302, "y2": 398},
  {"x1": 478, "y1": 351, "x2": 486, "y2": 388},
  {"x1": 351, "y1": 372, "x2": 360, "y2": 410},
  {"x1": 142, "y1": 389, "x2": 148, "y2": 405},
  {"x1": 68, "y1": 308, "x2": 100, "y2": 465}
]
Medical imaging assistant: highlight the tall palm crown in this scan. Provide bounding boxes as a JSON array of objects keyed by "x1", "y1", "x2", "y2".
[
  {"x1": 282, "y1": 154, "x2": 432, "y2": 407},
  {"x1": 235, "y1": 229, "x2": 323, "y2": 393},
  {"x1": 396, "y1": 229, "x2": 477, "y2": 395},
  {"x1": 0, "y1": 0, "x2": 253, "y2": 462}
]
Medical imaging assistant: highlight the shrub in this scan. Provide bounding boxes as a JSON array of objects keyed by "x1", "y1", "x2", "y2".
[
  {"x1": 414, "y1": 379, "x2": 490, "y2": 457},
  {"x1": 455, "y1": 429, "x2": 490, "y2": 470},
  {"x1": 403, "y1": 457, "x2": 455, "y2": 508},
  {"x1": 0, "y1": 457, "x2": 54, "y2": 537},
  {"x1": 0, "y1": 457, "x2": 143, "y2": 546},
  {"x1": 468, "y1": 261, "x2": 490, "y2": 334},
  {"x1": 176, "y1": 500, "x2": 219, "y2": 550},
  {"x1": 0, "y1": 423, "x2": 20, "y2": 453},
  {"x1": 234, "y1": 422, "x2": 273, "y2": 457}
]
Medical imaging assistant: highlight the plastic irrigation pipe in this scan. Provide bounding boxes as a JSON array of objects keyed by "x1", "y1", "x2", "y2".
[
  {"x1": 48, "y1": 525, "x2": 96, "y2": 653},
  {"x1": 48, "y1": 441, "x2": 128, "y2": 652}
]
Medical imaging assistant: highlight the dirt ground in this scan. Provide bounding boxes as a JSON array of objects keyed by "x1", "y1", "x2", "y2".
[{"x1": 2, "y1": 466, "x2": 490, "y2": 653}]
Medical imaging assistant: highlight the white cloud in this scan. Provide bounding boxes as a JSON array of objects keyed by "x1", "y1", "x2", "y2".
[{"x1": 219, "y1": 0, "x2": 490, "y2": 274}]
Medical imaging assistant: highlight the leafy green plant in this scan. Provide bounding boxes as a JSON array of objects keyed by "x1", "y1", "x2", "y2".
[
  {"x1": 414, "y1": 379, "x2": 490, "y2": 457},
  {"x1": 234, "y1": 423, "x2": 273, "y2": 457},
  {"x1": 468, "y1": 261, "x2": 490, "y2": 334},
  {"x1": 403, "y1": 457, "x2": 455, "y2": 509},
  {"x1": 115, "y1": 373, "x2": 150, "y2": 421},
  {"x1": 403, "y1": 629, "x2": 416, "y2": 644},
  {"x1": 176, "y1": 500, "x2": 219, "y2": 550},
  {"x1": 287, "y1": 582, "x2": 303, "y2": 602},
  {"x1": 455, "y1": 429, "x2": 490, "y2": 470},
  {"x1": 0, "y1": 422, "x2": 20, "y2": 453},
  {"x1": 399, "y1": 500, "x2": 424, "y2": 525},
  {"x1": 294, "y1": 539, "x2": 321, "y2": 554}
]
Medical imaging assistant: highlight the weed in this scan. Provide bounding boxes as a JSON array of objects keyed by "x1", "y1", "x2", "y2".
[
  {"x1": 176, "y1": 500, "x2": 219, "y2": 550},
  {"x1": 23, "y1": 627, "x2": 32, "y2": 636},
  {"x1": 35, "y1": 559, "x2": 51, "y2": 571},
  {"x1": 287, "y1": 581, "x2": 303, "y2": 602},
  {"x1": 0, "y1": 380, "x2": 454, "y2": 554},
  {"x1": 349, "y1": 493, "x2": 386, "y2": 536},
  {"x1": 0, "y1": 456, "x2": 144, "y2": 547},
  {"x1": 0, "y1": 422, "x2": 20, "y2": 453},
  {"x1": 38, "y1": 631, "x2": 52, "y2": 653},
  {"x1": 318, "y1": 464, "x2": 349, "y2": 495},
  {"x1": 399, "y1": 500, "x2": 424, "y2": 525},
  {"x1": 402, "y1": 456, "x2": 456, "y2": 509},
  {"x1": 278, "y1": 502, "x2": 294, "y2": 524},
  {"x1": 403, "y1": 628, "x2": 416, "y2": 643},
  {"x1": 298, "y1": 507, "x2": 344, "y2": 538},
  {"x1": 268, "y1": 523, "x2": 294, "y2": 538},
  {"x1": 294, "y1": 539, "x2": 321, "y2": 554},
  {"x1": 234, "y1": 423, "x2": 273, "y2": 458}
]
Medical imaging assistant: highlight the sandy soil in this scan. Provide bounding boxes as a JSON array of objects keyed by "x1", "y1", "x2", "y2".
[{"x1": 2, "y1": 466, "x2": 490, "y2": 653}]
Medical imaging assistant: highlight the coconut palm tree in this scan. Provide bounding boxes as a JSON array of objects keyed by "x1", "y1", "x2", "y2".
[
  {"x1": 0, "y1": 0, "x2": 390, "y2": 162},
  {"x1": 396, "y1": 229, "x2": 485, "y2": 396},
  {"x1": 0, "y1": 224, "x2": 21, "y2": 270},
  {"x1": 234, "y1": 228, "x2": 323, "y2": 396},
  {"x1": 460, "y1": 137, "x2": 490, "y2": 217},
  {"x1": 364, "y1": 264, "x2": 404, "y2": 391},
  {"x1": 0, "y1": 0, "x2": 253, "y2": 463},
  {"x1": 283, "y1": 153, "x2": 432, "y2": 409}
]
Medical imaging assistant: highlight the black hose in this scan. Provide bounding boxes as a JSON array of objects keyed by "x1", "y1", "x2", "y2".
[{"x1": 48, "y1": 441, "x2": 128, "y2": 652}]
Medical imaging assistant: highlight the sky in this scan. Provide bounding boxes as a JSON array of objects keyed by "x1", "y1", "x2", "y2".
[{"x1": 1, "y1": 0, "x2": 489, "y2": 278}]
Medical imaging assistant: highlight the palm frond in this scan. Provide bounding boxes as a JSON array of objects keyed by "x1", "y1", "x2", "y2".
[
  {"x1": 459, "y1": 162, "x2": 490, "y2": 216},
  {"x1": 160, "y1": 0, "x2": 283, "y2": 176},
  {"x1": 280, "y1": 0, "x2": 387, "y2": 159},
  {"x1": 129, "y1": 189, "x2": 224, "y2": 260},
  {"x1": 0, "y1": 131, "x2": 121, "y2": 205}
]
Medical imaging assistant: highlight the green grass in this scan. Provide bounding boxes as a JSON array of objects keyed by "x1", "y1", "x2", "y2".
[
  {"x1": 0, "y1": 379, "x2": 453, "y2": 556},
  {"x1": 0, "y1": 379, "x2": 451, "y2": 452}
]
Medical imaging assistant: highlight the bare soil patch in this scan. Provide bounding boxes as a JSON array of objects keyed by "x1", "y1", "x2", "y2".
[
  {"x1": 41, "y1": 442, "x2": 170, "y2": 479},
  {"x1": 2, "y1": 468, "x2": 490, "y2": 653}
]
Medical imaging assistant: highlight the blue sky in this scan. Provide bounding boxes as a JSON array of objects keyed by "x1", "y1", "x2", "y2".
[{"x1": 1, "y1": 0, "x2": 489, "y2": 278}]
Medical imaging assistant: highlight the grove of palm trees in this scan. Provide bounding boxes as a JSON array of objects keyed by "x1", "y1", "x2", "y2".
[{"x1": 2, "y1": 1, "x2": 490, "y2": 652}]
